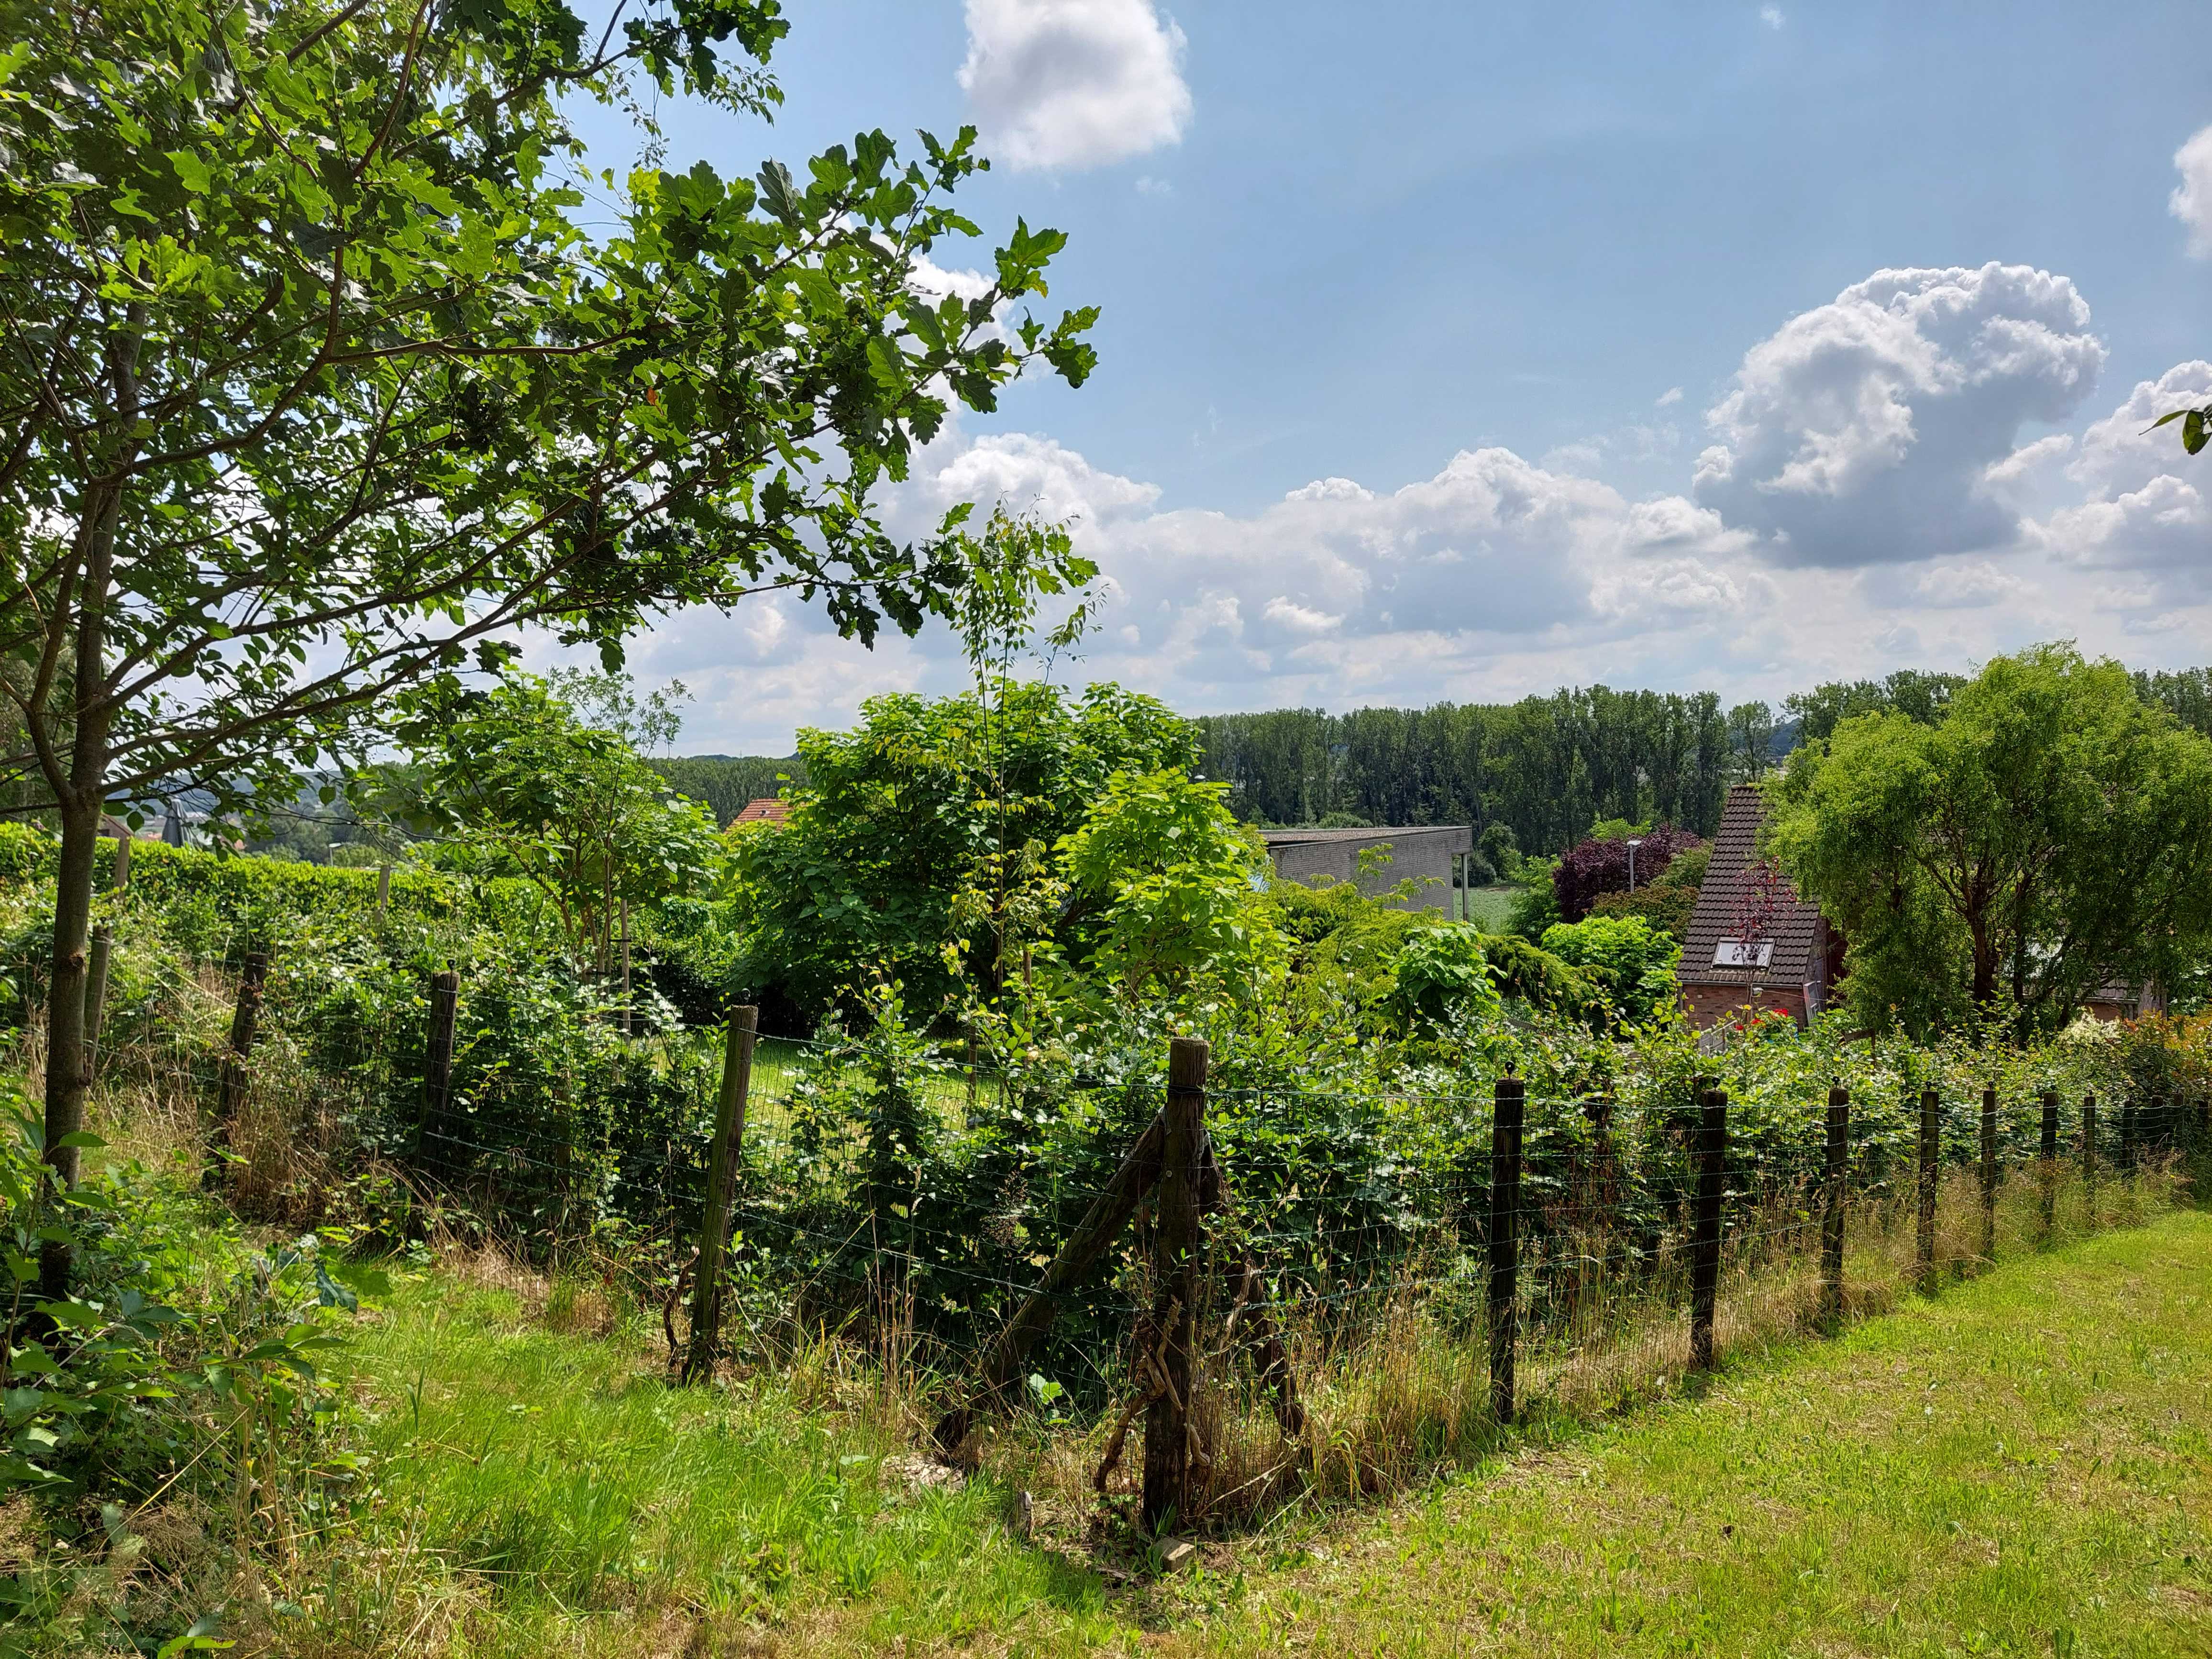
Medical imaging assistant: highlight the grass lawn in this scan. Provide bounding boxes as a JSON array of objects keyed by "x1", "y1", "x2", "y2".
[
  {"x1": 323, "y1": 1211, "x2": 2212, "y2": 1656},
  {"x1": 1463, "y1": 884, "x2": 1521, "y2": 931}
]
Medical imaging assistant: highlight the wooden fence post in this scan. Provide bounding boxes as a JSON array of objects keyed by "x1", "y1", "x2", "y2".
[
  {"x1": 2081, "y1": 1093, "x2": 2098, "y2": 1220},
  {"x1": 1141, "y1": 1037, "x2": 1207, "y2": 1534},
  {"x1": 2039, "y1": 1088, "x2": 2059, "y2": 1240},
  {"x1": 208, "y1": 950, "x2": 268, "y2": 1185},
  {"x1": 1488, "y1": 1074, "x2": 1525, "y2": 1422},
  {"x1": 1979, "y1": 1083, "x2": 1998, "y2": 1265},
  {"x1": 683, "y1": 1006, "x2": 757, "y2": 1384},
  {"x1": 111, "y1": 834, "x2": 130, "y2": 891},
  {"x1": 83, "y1": 927, "x2": 112, "y2": 1082},
  {"x1": 1689, "y1": 1080, "x2": 1727, "y2": 1371},
  {"x1": 1819, "y1": 1084, "x2": 1848, "y2": 1331},
  {"x1": 376, "y1": 863, "x2": 391, "y2": 911},
  {"x1": 1916, "y1": 1087, "x2": 1940, "y2": 1294},
  {"x1": 419, "y1": 967, "x2": 460, "y2": 1166}
]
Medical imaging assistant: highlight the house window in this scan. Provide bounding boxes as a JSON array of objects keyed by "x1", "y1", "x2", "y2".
[{"x1": 1714, "y1": 940, "x2": 1774, "y2": 968}]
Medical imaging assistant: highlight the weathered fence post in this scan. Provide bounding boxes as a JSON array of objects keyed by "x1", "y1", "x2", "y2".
[
  {"x1": 2081, "y1": 1093, "x2": 2099, "y2": 1219},
  {"x1": 111, "y1": 834, "x2": 130, "y2": 891},
  {"x1": 1916, "y1": 1086, "x2": 1940, "y2": 1293},
  {"x1": 1689, "y1": 1080, "x2": 1728, "y2": 1372},
  {"x1": 2039, "y1": 1088, "x2": 2059, "y2": 1239},
  {"x1": 1979, "y1": 1083, "x2": 1998, "y2": 1266},
  {"x1": 208, "y1": 950, "x2": 269, "y2": 1185},
  {"x1": 1142, "y1": 1037, "x2": 1208, "y2": 1534},
  {"x1": 1819, "y1": 1084, "x2": 1848, "y2": 1331},
  {"x1": 682, "y1": 1006, "x2": 758, "y2": 1384},
  {"x1": 1489, "y1": 1073, "x2": 1526, "y2": 1422},
  {"x1": 419, "y1": 967, "x2": 460, "y2": 1165},
  {"x1": 83, "y1": 927, "x2": 113, "y2": 1081},
  {"x1": 376, "y1": 863, "x2": 391, "y2": 912}
]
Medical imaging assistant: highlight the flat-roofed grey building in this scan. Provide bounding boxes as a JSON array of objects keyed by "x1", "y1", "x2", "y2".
[{"x1": 1261, "y1": 825, "x2": 1473, "y2": 913}]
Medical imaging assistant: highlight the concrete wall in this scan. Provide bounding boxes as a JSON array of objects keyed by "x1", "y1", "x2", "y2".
[{"x1": 1264, "y1": 827, "x2": 1471, "y2": 914}]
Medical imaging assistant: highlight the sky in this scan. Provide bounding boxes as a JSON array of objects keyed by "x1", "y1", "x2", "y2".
[{"x1": 557, "y1": 1, "x2": 2212, "y2": 755}]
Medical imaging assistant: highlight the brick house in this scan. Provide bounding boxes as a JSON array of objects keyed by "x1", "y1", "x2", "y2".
[{"x1": 1677, "y1": 785, "x2": 1845, "y2": 1030}]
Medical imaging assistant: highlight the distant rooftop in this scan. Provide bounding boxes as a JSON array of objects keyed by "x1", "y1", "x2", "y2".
[{"x1": 728, "y1": 797, "x2": 793, "y2": 828}]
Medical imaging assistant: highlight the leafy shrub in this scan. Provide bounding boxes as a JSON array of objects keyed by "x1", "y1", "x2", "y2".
[
  {"x1": 1504, "y1": 878, "x2": 1563, "y2": 942},
  {"x1": 1390, "y1": 925, "x2": 1504, "y2": 1028},
  {"x1": 1540, "y1": 914, "x2": 1682, "y2": 1026},
  {"x1": 1551, "y1": 823, "x2": 1702, "y2": 922},
  {"x1": 1586, "y1": 882, "x2": 1698, "y2": 939}
]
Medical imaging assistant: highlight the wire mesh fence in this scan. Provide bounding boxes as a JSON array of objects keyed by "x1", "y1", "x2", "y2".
[{"x1": 64, "y1": 947, "x2": 2212, "y2": 1530}]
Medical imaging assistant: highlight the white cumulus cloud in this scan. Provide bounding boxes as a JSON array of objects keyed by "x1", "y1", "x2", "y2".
[
  {"x1": 958, "y1": 0, "x2": 1192, "y2": 172},
  {"x1": 2028, "y1": 363, "x2": 2212, "y2": 601},
  {"x1": 2171, "y1": 125, "x2": 2212, "y2": 258},
  {"x1": 1692, "y1": 263, "x2": 2105, "y2": 566}
]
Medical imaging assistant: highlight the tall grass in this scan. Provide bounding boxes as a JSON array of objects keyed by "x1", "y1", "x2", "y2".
[{"x1": 964, "y1": 1154, "x2": 2189, "y2": 1532}]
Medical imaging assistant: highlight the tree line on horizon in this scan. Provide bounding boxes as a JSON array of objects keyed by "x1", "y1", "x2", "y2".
[{"x1": 602, "y1": 664, "x2": 2212, "y2": 865}]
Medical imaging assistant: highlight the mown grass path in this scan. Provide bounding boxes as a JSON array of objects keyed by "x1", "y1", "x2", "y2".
[
  {"x1": 1165, "y1": 1209, "x2": 2212, "y2": 1658},
  {"x1": 338, "y1": 1212, "x2": 2212, "y2": 1655}
]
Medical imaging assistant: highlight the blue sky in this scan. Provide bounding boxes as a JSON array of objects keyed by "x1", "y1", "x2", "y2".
[{"x1": 562, "y1": 2, "x2": 2212, "y2": 753}]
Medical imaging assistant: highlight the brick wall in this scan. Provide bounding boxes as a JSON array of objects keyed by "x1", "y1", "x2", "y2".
[{"x1": 1681, "y1": 982, "x2": 1806, "y2": 1031}]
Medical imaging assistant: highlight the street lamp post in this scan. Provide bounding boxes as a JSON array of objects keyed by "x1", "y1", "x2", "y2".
[{"x1": 1626, "y1": 836, "x2": 1643, "y2": 890}]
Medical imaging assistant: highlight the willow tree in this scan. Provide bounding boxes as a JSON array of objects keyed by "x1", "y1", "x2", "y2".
[{"x1": 0, "y1": 0, "x2": 1096, "y2": 1292}]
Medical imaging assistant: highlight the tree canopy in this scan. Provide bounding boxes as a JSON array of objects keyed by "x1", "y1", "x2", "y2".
[
  {"x1": 725, "y1": 679, "x2": 1201, "y2": 1020},
  {"x1": 0, "y1": 0, "x2": 1096, "y2": 1290},
  {"x1": 1765, "y1": 644, "x2": 2212, "y2": 1039}
]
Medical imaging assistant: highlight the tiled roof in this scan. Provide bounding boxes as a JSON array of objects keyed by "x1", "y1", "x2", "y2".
[
  {"x1": 1678, "y1": 785, "x2": 1825, "y2": 988},
  {"x1": 728, "y1": 797, "x2": 793, "y2": 827}
]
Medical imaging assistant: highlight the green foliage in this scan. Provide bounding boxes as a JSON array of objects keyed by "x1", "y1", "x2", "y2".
[
  {"x1": 1261, "y1": 875, "x2": 1436, "y2": 1025},
  {"x1": 1477, "y1": 821, "x2": 1521, "y2": 877},
  {"x1": 1540, "y1": 914, "x2": 1682, "y2": 1026},
  {"x1": 727, "y1": 680, "x2": 1197, "y2": 1020},
  {"x1": 1472, "y1": 930, "x2": 1604, "y2": 1017},
  {"x1": 652, "y1": 756, "x2": 808, "y2": 828},
  {"x1": 1657, "y1": 842, "x2": 1711, "y2": 890},
  {"x1": 1585, "y1": 882, "x2": 1698, "y2": 940},
  {"x1": 1194, "y1": 689, "x2": 1733, "y2": 852},
  {"x1": 0, "y1": 0, "x2": 1101, "y2": 823},
  {"x1": 2148, "y1": 400, "x2": 2212, "y2": 455},
  {"x1": 1768, "y1": 644, "x2": 2212, "y2": 1038},
  {"x1": 1784, "y1": 669, "x2": 1966, "y2": 746},
  {"x1": 0, "y1": 1094, "x2": 371, "y2": 1654},
  {"x1": 1055, "y1": 770, "x2": 1274, "y2": 999},
  {"x1": 1389, "y1": 925, "x2": 1504, "y2": 1029},
  {"x1": 1504, "y1": 874, "x2": 1564, "y2": 942},
  {"x1": 396, "y1": 677, "x2": 725, "y2": 975}
]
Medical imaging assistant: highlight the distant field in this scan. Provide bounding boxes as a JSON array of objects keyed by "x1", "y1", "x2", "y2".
[{"x1": 1464, "y1": 883, "x2": 1520, "y2": 931}]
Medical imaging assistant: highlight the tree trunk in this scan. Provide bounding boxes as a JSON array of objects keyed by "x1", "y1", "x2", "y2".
[
  {"x1": 39, "y1": 323, "x2": 135, "y2": 1302},
  {"x1": 1968, "y1": 922, "x2": 1999, "y2": 1039},
  {"x1": 37, "y1": 795, "x2": 100, "y2": 1299}
]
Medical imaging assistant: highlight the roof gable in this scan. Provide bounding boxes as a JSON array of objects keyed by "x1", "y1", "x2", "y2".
[{"x1": 1678, "y1": 785, "x2": 1826, "y2": 987}]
